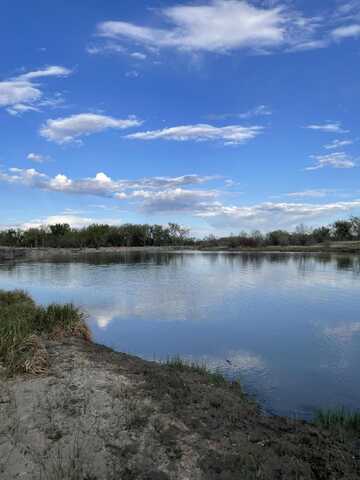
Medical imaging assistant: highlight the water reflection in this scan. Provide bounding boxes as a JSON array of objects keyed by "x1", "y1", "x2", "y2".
[{"x1": 0, "y1": 251, "x2": 359, "y2": 418}]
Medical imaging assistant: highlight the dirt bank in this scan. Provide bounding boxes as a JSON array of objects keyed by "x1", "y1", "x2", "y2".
[
  {"x1": 1, "y1": 242, "x2": 360, "y2": 263},
  {"x1": 0, "y1": 337, "x2": 359, "y2": 479}
]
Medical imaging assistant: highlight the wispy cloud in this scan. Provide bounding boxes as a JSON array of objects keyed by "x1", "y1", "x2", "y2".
[
  {"x1": 306, "y1": 152, "x2": 356, "y2": 171},
  {"x1": 27, "y1": 153, "x2": 49, "y2": 164},
  {"x1": 285, "y1": 189, "x2": 336, "y2": 198},
  {"x1": 305, "y1": 122, "x2": 349, "y2": 134},
  {"x1": 0, "y1": 66, "x2": 71, "y2": 115},
  {"x1": 22, "y1": 213, "x2": 122, "y2": 230},
  {"x1": 196, "y1": 200, "x2": 360, "y2": 231},
  {"x1": 324, "y1": 139, "x2": 354, "y2": 150},
  {"x1": 332, "y1": 24, "x2": 360, "y2": 39},
  {"x1": 130, "y1": 188, "x2": 217, "y2": 213},
  {"x1": 40, "y1": 113, "x2": 142, "y2": 144},
  {"x1": 207, "y1": 105, "x2": 272, "y2": 121},
  {"x1": 126, "y1": 124, "x2": 263, "y2": 145}
]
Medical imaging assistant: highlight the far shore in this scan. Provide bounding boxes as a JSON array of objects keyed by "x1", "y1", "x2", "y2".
[{"x1": 1, "y1": 241, "x2": 360, "y2": 262}]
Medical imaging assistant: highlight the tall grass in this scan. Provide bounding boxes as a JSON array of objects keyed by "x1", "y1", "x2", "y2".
[
  {"x1": 0, "y1": 289, "x2": 90, "y2": 375},
  {"x1": 314, "y1": 407, "x2": 360, "y2": 434}
]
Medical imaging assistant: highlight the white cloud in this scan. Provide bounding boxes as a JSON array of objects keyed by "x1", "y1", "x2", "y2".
[
  {"x1": 0, "y1": 66, "x2": 71, "y2": 115},
  {"x1": 16, "y1": 66, "x2": 72, "y2": 81},
  {"x1": 40, "y1": 113, "x2": 142, "y2": 144},
  {"x1": 125, "y1": 70, "x2": 140, "y2": 78},
  {"x1": 27, "y1": 153, "x2": 48, "y2": 163},
  {"x1": 1, "y1": 166, "x2": 360, "y2": 232},
  {"x1": 0, "y1": 167, "x2": 215, "y2": 200},
  {"x1": 285, "y1": 189, "x2": 335, "y2": 198},
  {"x1": 332, "y1": 24, "x2": 360, "y2": 39},
  {"x1": 6, "y1": 103, "x2": 40, "y2": 116},
  {"x1": 305, "y1": 122, "x2": 349, "y2": 134},
  {"x1": 22, "y1": 213, "x2": 121, "y2": 230},
  {"x1": 130, "y1": 187, "x2": 217, "y2": 212},
  {"x1": 196, "y1": 199, "x2": 360, "y2": 231},
  {"x1": 127, "y1": 124, "x2": 263, "y2": 145},
  {"x1": 207, "y1": 105, "x2": 272, "y2": 121},
  {"x1": 0, "y1": 81, "x2": 41, "y2": 108},
  {"x1": 324, "y1": 139, "x2": 354, "y2": 150},
  {"x1": 131, "y1": 52, "x2": 147, "y2": 60},
  {"x1": 96, "y1": 0, "x2": 323, "y2": 55},
  {"x1": 306, "y1": 152, "x2": 356, "y2": 170}
]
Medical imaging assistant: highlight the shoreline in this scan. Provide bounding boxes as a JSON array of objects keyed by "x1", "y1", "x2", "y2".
[
  {"x1": 1, "y1": 336, "x2": 359, "y2": 479},
  {"x1": 1, "y1": 242, "x2": 360, "y2": 262}
]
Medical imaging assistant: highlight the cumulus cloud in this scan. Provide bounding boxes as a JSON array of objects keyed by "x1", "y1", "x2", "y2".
[
  {"x1": 0, "y1": 66, "x2": 71, "y2": 115},
  {"x1": 40, "y1": 113, "x2": 142, "y2": 144},
  {"x1": 306, "y1": 152, "x2": 356, "y2": 170},
  {"x1": 127, "y1": 124, "x2": 263, "y2": 145},
  {"x1": 1, "y1": 166, "x2": 360, "y2": 232},
  {"x1": 305, "y1": 122, "x2": 349, "y2": 134},
  {"x1": 92, "y1": 1, "x2": 360, "y2": 59},
  {"x1": 0, "y1": 167, "x2": 216, "y2": 200},
  {"x1": 96, "y1": 0, "x2": 326, "y2": 55}
]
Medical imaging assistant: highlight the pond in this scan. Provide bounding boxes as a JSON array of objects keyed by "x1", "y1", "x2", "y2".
[{"x1": 0, "y1": 251, "x2": 359, "y2": 418}]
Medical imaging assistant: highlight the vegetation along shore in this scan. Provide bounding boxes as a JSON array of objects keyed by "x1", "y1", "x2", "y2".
[
  {"x1": 0, "y1": 290, "x2": 359, "y2": 479},
  {"x1": 1, "y1": 216, "x2": 360, "y2": 260}
]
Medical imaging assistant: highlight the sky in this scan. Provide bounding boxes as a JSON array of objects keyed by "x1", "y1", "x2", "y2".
[{"x1": 1, "y1": 0, "x2": 360, "y2": 237}]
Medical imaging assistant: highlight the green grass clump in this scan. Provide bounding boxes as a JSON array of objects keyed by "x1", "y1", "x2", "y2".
[
  {"x1": 165, "y1": 355, "x2": 237, "y2": 387},
  {"x1": 314, "y1": 407, "x2": 360, "y2": 434},
  {"x1": 0, "y1": 289, "x2": 35, "y2": 307},
  {"x1": 0, "y1": 289, "x2": 91, "y2": 375}
]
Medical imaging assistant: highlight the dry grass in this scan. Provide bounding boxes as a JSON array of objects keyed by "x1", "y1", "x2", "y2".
[{"x1": 0, "y1": 289, "x2": 90, "y2": 376}]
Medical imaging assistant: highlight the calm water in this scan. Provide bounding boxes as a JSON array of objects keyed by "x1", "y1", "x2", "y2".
[{"x1": 1, "y1": 251, "x2": 359, "y2": 418}]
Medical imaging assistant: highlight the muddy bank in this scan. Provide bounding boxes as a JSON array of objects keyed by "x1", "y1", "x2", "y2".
[
  {"x1": 0, "y1": 246, "x2": 174, "y2": 262},
  {"x1": 0, "y1": 247, "x2": 27, "y2": 261},
  {"x1": 1, "y1": 243, "x2": 360, "y2": 262},
  {"x1": 1, "y1": 337, "x2": 359, "y2": 479}
]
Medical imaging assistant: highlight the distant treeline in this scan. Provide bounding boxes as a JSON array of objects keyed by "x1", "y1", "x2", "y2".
[
  {"x1": 0, "y1": 217, "x2": 359, "y2": 249},
  {"x1": 0, "y1": 223, "x2": 193, "y2": 248},
  {"x1": 199, "y1": 217, "x2": 360, "y2": 249}
]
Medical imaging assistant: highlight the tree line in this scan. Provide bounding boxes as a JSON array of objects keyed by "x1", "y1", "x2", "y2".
[
  {"x1": 0, "y1": 223, "x2": 192, "y2": 248},
  {"x1": 199, "y1": 217, "x2": 360, "y2": 249},
  {"x1": 0, "y1": 217, "x2": 359, "y2": 249}
]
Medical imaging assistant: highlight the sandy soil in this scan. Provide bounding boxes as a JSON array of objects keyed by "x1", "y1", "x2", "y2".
[{"x1": 0, "y1": 337, "x2": 359, "y2": 480}]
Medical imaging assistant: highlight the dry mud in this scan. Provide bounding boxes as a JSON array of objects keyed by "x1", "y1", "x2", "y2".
[{"x1": 0, "y1": 338, "x2": 359, "y2": 480}]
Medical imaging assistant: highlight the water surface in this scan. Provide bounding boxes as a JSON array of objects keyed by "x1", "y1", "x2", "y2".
[{"x1": 1, "y1": 251, "x2": 359, "y2": 418}]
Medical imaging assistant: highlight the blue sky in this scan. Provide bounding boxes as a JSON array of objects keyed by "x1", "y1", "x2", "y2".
[{"x1": 1, "y1": 0, "x2": 360, "y2": 236}]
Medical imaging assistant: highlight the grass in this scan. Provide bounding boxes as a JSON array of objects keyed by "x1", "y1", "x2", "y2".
[
  {"x1": 165, "y1": 355, "x2": 239, "y2": 387},
  {"x1": 314, "y1": 407, "x2": 360, "y2": 434},
  {"x1": 0, "y1": 289, "x2": 91, "y2": 375}
]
